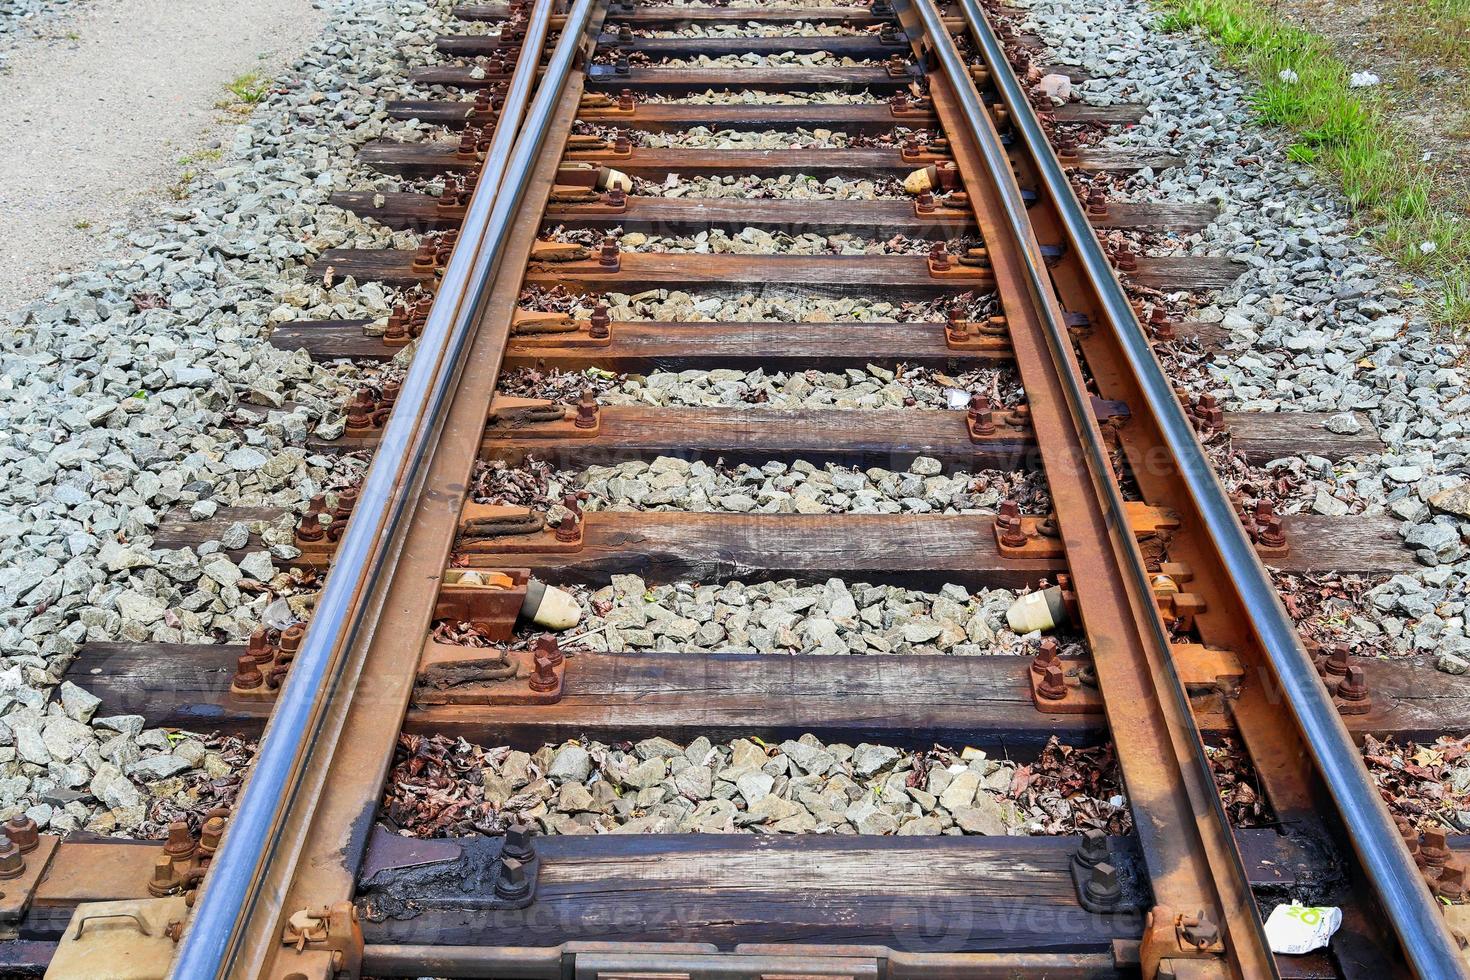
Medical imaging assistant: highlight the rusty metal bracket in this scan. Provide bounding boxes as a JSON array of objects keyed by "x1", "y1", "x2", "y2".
[
  {"x1": 459, "y1": 502, "x2": 586, "y2": 554},
  {"x1": 529, "y1": 239, "x2": 591, "y2": 263},
  {"x1": 0, "y1": 824, "x2": 59, "y2": 929},
  {"x1": 1168, "y1": 643, "x2": 1243, "y2": 693},
  {"x1": 486, "y1": 392, "x2": 601, "y2": 437},
  {"x1": 1136, "y1": 905, "x2": 1225, "y2": 978},
  {"x1": 995, "y1": 501, "x2": 1179, "y2": 558},
  {"x1": 417, "y1": 634, "x2": 566, "y2": 705},
  {"x1": 1025, "y1": 656, "x2": 1100, "y2": 713},
  {"x1": 357, "y1": 823, "x2": 541, "y2": 923},
  {"x1": 564, "y1": 133, "x2": 632, "y2": 159},
  {"x1": 275, "y1": 901, "x2": 363, "y2": 980},
  {"x1": 510, "y1": 308, "x2": 612, "y2": 347}
]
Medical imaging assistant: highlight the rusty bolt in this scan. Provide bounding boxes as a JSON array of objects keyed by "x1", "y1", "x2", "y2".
[
  {"x1": 590, "y1": 302, "x2": 611, "y2": 339},
  {"x1": 1075, "y1": 828, "x2": 1109, "y2": 868},
  {"x1": 496, "y1": 856, "x2": 532, "y2": 900},
  {"x1": 384, "y1": 311, "x2": 408, "y2": 343},
  {"x1": 1148, "y1": 306, "x2": 1175, "y2": 341},
  {"x1": 1438, "y1": 862, "x2": 1466, "y2": 901},
  {"x1": 1085, "y1": 191, "x2": 1109, "y2": 217},
  {"x1": 1254, "y1": 500, "x2": 1286, "y2": 549},
  {"x1": 246, "y1": 627, "x2": 275, "y2": 664},
  {"x1": 890, "y1": 92, "x2": 910, "y2": 113},
  {"x1": 1057, "y1": 137, "x2": 1079, "y2": 162},
  {"x1": 617, "y1": 89, "x2": 635, "y2": 111},
  {"x1": 381, "y1": 380, "x2": 401, "y2": 409},
  {"x1": 555, "y1": 493, "x2": 583, "y2": 543},
  {"x1": 1423, "y1": 828, "x2": 1451, "y2": 868},
  {"x1": 335, "y1": 488, "x2": 359, "y2": 518},
  {"x1": 1083, "y1": 862, "x2": 1121, "y2": 908},
  {"x1": 3, "y1": 817, "x2": 36, "y2": 855},
  {"x1": 968, "y1": 393, "x2": 996, "y2": 435},
  {"x1": 200, "y1": 816, "x2": 226, "y2": 856},
  {"x1": 1192, "y1": 393, "x2": 1225, "y2": 434},
  {"x1": 345, "y1": 388, "x2": 376, "y2": 432},
  {"x1": 534, "y1": 634, "x2": 564, "y2": 667},
  {"x1": 605, "y1": 184, "x2": 627, "y2": 210},
  {"x1": 613, "y1": 134, "x2": 631, "y2": 155},
  {"x1": 1113, "y1": 244, "x2": 1138, "y2": 273},
  {"x1": 997, "y1": 499, "x2": 1028, "y2": 549},
  {"x1": 915, "y1": 189, "x2": 936, "y2": 214},
  {"x1": 0, "y1": 835, "x2": 22, "y2": 881},
  {"x1": 575, "y1": 389, "x2": 599, "y2": 430},
  {"x1": 295, "y1": 499, "x2": 324, "y2": 543},
  {"x1": 617, "y1": 25, "x2": 633, "y2": 43},
  {"x1": 928, "y1": 241, "x2": 952, "y2": 271},
  {"x1": 1322, "y1": 643, "x2": 1351, "y2": 678},
  {"x1": 1179, "y1": 909, "x2": 1220, "y2": 949},
  {"x1": 411, "y1": 240, "x2": 437, "y2": 272},
  {"x1": 233, "y1": 654, "x2": 265, "y2": 691},
  {"x1": 529, "y1": 652, "x2": 559, "y2": 693},
  {"x1": 1008, "y1": 401, "x2": 1031, "y2": 429},
  {"x1": 164, "y1": 821, "x2": 197, "y2": 860},
  {"x1": 280, "y1": 624, "x2": 306, "y2": 657},
  {"x1": 456, "y1": 129, "x2": 479, "y2": 158},
  {"x1": 1031, "y1": 637, "x2": 1060, "y2": 677},
  {"x1": 503, "y1": 821, "x2": 536, "y2": 862},
  {"x1": 598, "y1": 236, "x2": 620, "y2": 268},
  {"x1": 1037, "y1": 663, "x2": 1067, "y2": 701},
  {"x1": 946, "y1": 306, "x2": 969, "y2": 341},
  {"x1": 147, "y1": 853, "x2": 179, "y2": 897}
]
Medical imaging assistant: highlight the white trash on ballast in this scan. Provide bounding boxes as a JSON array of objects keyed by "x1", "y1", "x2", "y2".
[{"x1": 1263, "y1": 903, "x2": 1343, "y2": 954}]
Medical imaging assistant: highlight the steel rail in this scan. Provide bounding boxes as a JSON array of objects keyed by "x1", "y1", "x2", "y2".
[
  {"x1": 953, "y1": 2, "x2": 1468, "y2": 976},
  {"x1": 167, "y1": 0, "x2": 594, "y2": 975},
  {"x1": 907, "y1": 0, "x2": 1272, "y2": 974}
]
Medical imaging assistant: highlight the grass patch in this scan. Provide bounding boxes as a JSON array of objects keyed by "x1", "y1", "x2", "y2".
[
  {"x1": 1156, "y1": 0, "x2": 1470, "y2": 328},
  {"x1": 216, "y1": 72, "x2": 272, "y2": 113}
]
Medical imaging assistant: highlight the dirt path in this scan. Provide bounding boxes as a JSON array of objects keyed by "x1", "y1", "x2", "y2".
[{"x1": 0, "y1": 0, "x2": 326, "y2": 321}]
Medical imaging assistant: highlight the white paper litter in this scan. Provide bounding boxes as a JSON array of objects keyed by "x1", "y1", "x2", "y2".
[{"x1": 1264, "y1": 902, "x2": 1342, "y2": 954}]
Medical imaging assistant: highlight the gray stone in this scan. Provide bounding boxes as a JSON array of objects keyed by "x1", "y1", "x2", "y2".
[{"x1": 548, "y1": 745, "x2": 593, "y2": 783}]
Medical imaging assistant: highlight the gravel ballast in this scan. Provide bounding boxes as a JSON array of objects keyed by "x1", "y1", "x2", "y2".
[
  {"x1": 385, "y1": 733, "x2": 1129, "y2": 837},
  {"x1": 0, "y1": 0, "x2": 456, "y2": 833}
]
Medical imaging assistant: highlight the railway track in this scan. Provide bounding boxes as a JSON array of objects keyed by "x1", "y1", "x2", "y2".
[{"x1": 12, "y1": 0, "x2": 1470, "y2": 978}]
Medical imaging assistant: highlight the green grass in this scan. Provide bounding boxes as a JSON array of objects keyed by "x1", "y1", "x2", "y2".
[
  {"x1": 1156, "y1": 0, "x2": 1470, "y2": 328},
  {"x1": 218, "y1": 71, "x2": 271, "y2": 110}
]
